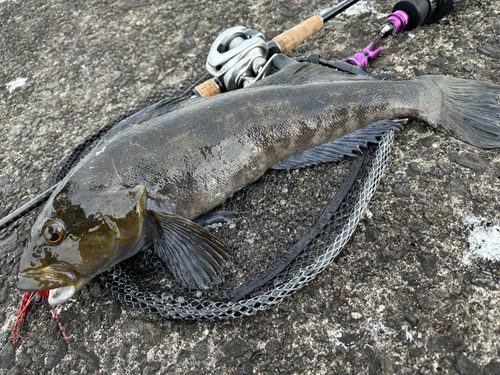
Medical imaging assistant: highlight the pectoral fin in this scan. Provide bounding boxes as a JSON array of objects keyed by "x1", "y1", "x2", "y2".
[{"x1": 151, "y1": 212, "x2": 231, "y2": 290}]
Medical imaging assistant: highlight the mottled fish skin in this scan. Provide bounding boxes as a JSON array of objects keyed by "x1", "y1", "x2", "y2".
[
  {"x1": 72, "y1": 76, "x2": 429, "y2": 219},
  {"x1": 17, "y1": 63, "x2": 500, "y2": 301}
]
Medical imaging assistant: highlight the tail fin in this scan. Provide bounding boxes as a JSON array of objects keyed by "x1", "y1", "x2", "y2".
[{"x1": 416, "y1": 76, "x2": 500, "y2": 149}]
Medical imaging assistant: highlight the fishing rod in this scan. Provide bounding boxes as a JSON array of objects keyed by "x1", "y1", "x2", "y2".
[
  {"x1": 0, "y1": 0, "x2": 463, "y2": 232},
  {"x1": 193, "y1": 0, "x2": 462, "y2": 97},
  {"x1": 192, "y1": 0, "x2": 364, "y2": 97}
]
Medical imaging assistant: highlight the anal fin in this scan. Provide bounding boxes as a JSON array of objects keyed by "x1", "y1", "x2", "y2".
[
  {"x1": 151, "y1": 212, "x2": 231, "y2": 290},
  {"x1": 271, "y1": 119, "x2": 407, "y2": 170}
]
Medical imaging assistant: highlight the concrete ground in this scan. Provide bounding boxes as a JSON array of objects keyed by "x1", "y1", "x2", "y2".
[{"x1": 0, "y1": 0, "x2": 499, "y2": 374}]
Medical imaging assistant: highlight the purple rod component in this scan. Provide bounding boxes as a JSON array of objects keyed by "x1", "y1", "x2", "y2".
[
  {"x1": 381, "y1": 10, "x2": 409, "y2": 35},
  {"x1": 346, "y1": 42, "x2": 380, "y2": 69},
  {"x1": 363, "y1": 43, "x2": 381, "y2": 61},
  {"x1": 346, "y1": 52, "x2": 368, "y2": 69}
]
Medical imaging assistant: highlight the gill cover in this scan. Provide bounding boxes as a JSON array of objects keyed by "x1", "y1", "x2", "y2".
[{"x1": 91, "y1": 184, "x2": 147, "y2": 243}]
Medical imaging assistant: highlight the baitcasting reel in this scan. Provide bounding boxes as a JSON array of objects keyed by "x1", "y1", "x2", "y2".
[{"x1": 204, "y1": 26, "x2": 281, "y2": 92}]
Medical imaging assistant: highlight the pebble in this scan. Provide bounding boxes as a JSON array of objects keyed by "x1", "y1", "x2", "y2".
[
  {"x1": 429, "y1": 57, "x2": 447, "y2": 67},
  {"x1": 265, "y1": 340, "x2": 281, "y2": 357},
  {"x1": 477, "y1": 45, "x2": 500, "y2": 59},
  {"x1": 0, "y1": 343, "x2": 15, "y2": 370},
  {"x1": 427, "y1": 335, "x2": 448, "y2": 352},
  {"x1": 5, "y1": 367, "x2": 21, "y2": 375},
  {"x1": 483, "y1": 361, "x2": 500, "y2": 375},
  {"x1": 184, "y1": 26, "x2": 194, "y2": 38},
  {"x1": 293, "y1": 357, "x2": 306, "y2": 372},
  {"x1": 16, "y1": 352, "x2": 32, "y2": 368},
  {"x1": 236, "y1": 362, "x2": 254, "y2": 375},
  {"x1": 6, "y1": 180, "x2": 20, "y2": 196},
  {"x1": 351, "y1": 312, "x2": 362, "y2": 319},
  {"x1": 224, "y1": 338, "x2": 249, "y2": 358},
  {"x1": 433, "y1": 288, "x2": 449, "y2": 299},
  {"x1": 0, "y1": 233, "x2": 17, "y2": 257},
  {"x1": 108, "y1": 300, "x2": 122, "y2": 326},
  {"x1": 404, "y1": 313, "x2": 419, "y2": 327},
  {"x1": 418, "y1": 198, "x2": 429, "y2": 205},
  {"x1": 192, "y1": 340, "x2": 209, "y2": 360},
  {"x1": 448, "y1": 152, "x2": 488, "y2": 172},
  {"x1": 365, "y1": 227, "x2": 379, "y2": 242},
  {"x1": 380, "y1": 356, "x2": 394, "y2": 374},
  {"x1": 454, "y1": 354, "x2": 479, "y2": 375},
  {"x1": 143, "y1": 362, "x2": 161, "y2": 375},
  {"x1": 393, "y1": 183, "x2": 411, "y2": 198},
  {"x1": 407, "y1": 162, "x2": 422, "y2": 175},
  {"x1": 380, "y1": 250, "x2": 390, "y2": 261},
  {"x1": 445, "y1": 179, "x2": 470, "y2": 197},
  {"x1": 280, "y1": 199, "x2": 286, "y2": 205}
]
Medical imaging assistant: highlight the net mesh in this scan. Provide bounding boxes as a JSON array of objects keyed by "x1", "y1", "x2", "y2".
[
  {"x1": 97, "y1": 131, "x2": 394, "y2": 320},
  {"x1": 48, "y1": 66, "x2": 394, "y2": 321}
]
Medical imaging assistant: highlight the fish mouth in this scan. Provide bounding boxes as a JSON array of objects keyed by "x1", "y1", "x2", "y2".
[{"x1": 17, "y1": 262, "x2": 80, "y2": 297}]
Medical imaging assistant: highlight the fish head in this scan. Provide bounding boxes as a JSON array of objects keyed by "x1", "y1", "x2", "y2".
[{"x1": 18, "y1": 183, "x2": 148, "y2": 305}]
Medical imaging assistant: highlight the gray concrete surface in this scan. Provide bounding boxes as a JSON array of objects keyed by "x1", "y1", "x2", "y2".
[{"x1": 0, "y1": 0, "x2": 499, "y2": 374}]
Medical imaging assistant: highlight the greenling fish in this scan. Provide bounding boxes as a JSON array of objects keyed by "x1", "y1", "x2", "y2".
[{"x1": 17, "y1": 63, "x2": 500, "y2": 305}]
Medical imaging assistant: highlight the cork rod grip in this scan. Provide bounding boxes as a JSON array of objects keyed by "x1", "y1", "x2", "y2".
[
  {"x1": 273, "y1": 15, "x2": 324, "y2": 54},
  {"x1": 194, "y1": 79, "x2": 221, "y2": 97}
]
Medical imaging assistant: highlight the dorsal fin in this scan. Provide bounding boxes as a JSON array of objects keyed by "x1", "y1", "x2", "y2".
[{"x1": 250, "y1": 62, "x2": 373, "y2": 89}]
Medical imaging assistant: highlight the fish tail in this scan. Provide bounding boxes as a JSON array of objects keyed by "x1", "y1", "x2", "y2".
[{"x1": 416, "y1": 75, "x2": 500, "y2": 149}]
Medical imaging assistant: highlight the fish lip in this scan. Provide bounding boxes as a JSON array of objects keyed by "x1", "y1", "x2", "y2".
[
  {"x1": 17, "y1": 263, "x2": 80, "y2": 292},
  {"x1": 49, "y1": 286, "x2": 76, "y2": 306}
]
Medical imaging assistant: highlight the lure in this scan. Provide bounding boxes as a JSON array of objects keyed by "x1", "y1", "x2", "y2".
[{"x1": 13, "y1": 291, "x2": 68, "y2": 345}]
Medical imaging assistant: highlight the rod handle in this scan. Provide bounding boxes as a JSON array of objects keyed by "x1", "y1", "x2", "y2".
[
  {"x1": 193, "y1": 79, "x2": 221, "y2": 97},
  {"x1": 273, "y1": 15, "x2": 324, "y2": 54}
]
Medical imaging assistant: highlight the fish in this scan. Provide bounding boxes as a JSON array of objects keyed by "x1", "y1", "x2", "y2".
[{"x1": 17, "y1": 63, "x2": 500, "y2": 305}]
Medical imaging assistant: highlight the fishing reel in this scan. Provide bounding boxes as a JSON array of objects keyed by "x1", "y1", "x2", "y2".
[{"x1": 196, "y1": 26, "x2": 282, "y2": 95}]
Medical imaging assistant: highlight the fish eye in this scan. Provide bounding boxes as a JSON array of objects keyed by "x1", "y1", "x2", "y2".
[{"x1": 44, "y1": 221, "x2": 65, "y2": 245}]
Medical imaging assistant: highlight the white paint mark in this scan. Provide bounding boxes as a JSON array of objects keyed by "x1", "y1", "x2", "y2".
[
  {"x1": 461, "y1": 213, "x2": 500, "y2": 264},
  {"x1": 365, "y1": 322, "x2": 393, "y2": 341},
  {"x1": 6, "y1": 77, "x2": 27, "y2": 93},
  {"x1": 402, "y1": 324, "x2": 414, "y2": 343},
  {"x1": 328, "y1": 321, "x2": 394, "y2": 349},
  {"x1": 329, "y1": 328, "x2": 357, "y2": 349}
]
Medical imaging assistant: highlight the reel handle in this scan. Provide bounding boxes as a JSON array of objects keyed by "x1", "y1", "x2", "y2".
[{"x1": 273, "y1": 15, "x2": 324, "y2": 54}]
